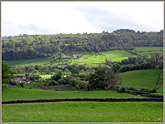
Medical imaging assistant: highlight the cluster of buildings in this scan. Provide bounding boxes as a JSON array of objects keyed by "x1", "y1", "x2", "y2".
[
  {"x1": 61, "y1": 53, "x2": 82, "y2": 59},
  {"x1": 15, "y1": 75, "x2": 39, "y2": 84}
]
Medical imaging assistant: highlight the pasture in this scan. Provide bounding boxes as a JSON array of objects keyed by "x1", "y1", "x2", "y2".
[
  {"x1": 132, "y1": 47, "x2": 163, "y2": 56},
  {"x1": 40, "y1": 75, "x2": 52, "y2": 79},
  {"x1": 119, "y1": 69, "x2": 162, "y2": 90},
  {"x1": 2, "y1": 102, "x2": 163, "y2": 122},
  {"x1": 2, "y1": 88, "x2": 147, "y2": 102},
  {"x1": 7, "y1": 58, "x2": 50, "y2": 67},
  {"x1": 71, "y1": 50, "x2": 135, "y2": 65},
  {"x1": 6, "y1": 50, "x2": 136, "y2": 67},
  {"x1": 6, "y1": 47, "x2": 162, "y2": 67}
]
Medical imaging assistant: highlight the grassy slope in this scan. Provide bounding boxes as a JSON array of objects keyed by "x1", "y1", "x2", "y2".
[
  {"x1": 6, "y1": 50, "x2": 136, "y2": 67},
  {"x1": 2, "y1": 102, "x2": 163, "y2": 122},
  {"x1": 72, "y1": 50, "x2": 135, "y2": 65},
  {"x1": 40, "y1": 75, "x2": 52, "y2": 79},
  {"x1": 133, "y1": 47, "x2": 163, "y2": 56},
  {"x1": 6, "y1": 47, "x2": 162, "y2": 67},
  {"x1": 2, "y1": 88, "x2": 147, "y2": 102},
  {"x1": 119, "y1": 69, "x2": 161, "y2": 90},
  {"x1": 7, "y1": 58, "x2": 50, "y2": 67}
]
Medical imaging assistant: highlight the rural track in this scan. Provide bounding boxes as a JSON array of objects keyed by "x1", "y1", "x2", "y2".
[{"x1": 2, "y1": 98, "x2": 163, "y2": 104}]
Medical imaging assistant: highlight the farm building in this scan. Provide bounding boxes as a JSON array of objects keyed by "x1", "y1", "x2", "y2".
[
  {"x1": 15, "y1": 75, "x2": 30, "y2": 84},
  {"x1": 61, "y1": 53, "x2": 82, "y2": 59},
  {"x1": 15, "y1": 75, "x2": 39, "y2": 83},
  {"x1": 72, "y1": 54, "x2": 82, "y2": 59}
]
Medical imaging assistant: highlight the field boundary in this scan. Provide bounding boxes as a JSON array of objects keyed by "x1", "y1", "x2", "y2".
[{"x1": 2, "y1": 98, "x2": 163, "y2": 104}]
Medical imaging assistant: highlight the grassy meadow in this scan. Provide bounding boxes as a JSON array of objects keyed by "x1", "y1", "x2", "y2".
[
  {"x1": 6, "y1": 50, "x2": 135, "y2": 67},
  {"x1": 2, "y1": 102, "x2": 163, "y2": 122},
  {"x1": 2, "y1": 88, "x2": 147, "y2": 102},
  {"x1": 3, "y1": 46, "x2": 163, "y2": 122},
  {"x1": 7, "y1": 58, "x2": 50, "y2": 67},
  {"x1": 40, "y1": 75, "x2": 52, "y2": 79},
  {"x1": 6, "y1": 47, "x2": 162, "y2": 67},
  {"x1": 119, "y1": 69, "x2": 162, "y2": 90},
  {"x1": 132, "y1": 47, "x2": 163, "y2": 56},
  {"x1": 71, "y1": 50, "x2": 135, "y2": 65}
]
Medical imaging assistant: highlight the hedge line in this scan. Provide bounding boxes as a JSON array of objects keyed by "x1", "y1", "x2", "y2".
[{"x1": 2, "y1": 98, "x2": 163, "y2": 104}]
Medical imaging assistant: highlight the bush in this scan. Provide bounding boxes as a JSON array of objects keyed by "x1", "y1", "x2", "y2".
[
  {"x1": 9, "y1": 81, "x2": 16, "y2": 85},
  {"x1": 152, "y1": 88, "x2": 157, "y2": 93},
  {"x1": 78, "y1": 81, "x2": 88, "y2": 90},
  {"x1": 127, "y1": 87, "x2": 137, "y2": 91},
  {"x1": 20, "y1": 83, "x2": 24, "y2": 87},
  {"x1": 51, "y1": 72, "x2": 62, "y2": 81},
  {"x1": 139, "y1": 88, "x2": 149, "y2": 93},
  {"x1": 49, "y1": 80, "x2": 59, "y2": 85},
  {"x1": 58, "y1": 78, "x2": 67, "y2": 84},
  {"x1": 119, "y1": 87, "x2": 125, "y2": 93},
  {"x1": 68, "y1": 77, "x2": 87, "y2": 90},
  {"x1": 109, "y1": 86, "x2": 119, "y2": 91}
]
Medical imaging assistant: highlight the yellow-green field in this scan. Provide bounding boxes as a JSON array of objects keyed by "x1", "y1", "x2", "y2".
[{"x1": 71, "y1": 50, "x2": 135, "y2": 65}]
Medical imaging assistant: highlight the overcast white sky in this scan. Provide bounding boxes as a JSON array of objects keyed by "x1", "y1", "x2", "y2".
[{"x1": 2, "y1": 1, "x2": 164, "y2": 36}]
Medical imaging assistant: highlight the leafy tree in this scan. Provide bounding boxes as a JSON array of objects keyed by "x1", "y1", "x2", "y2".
[
  {"x1": 71, "y1": 68, "x2": 80, "y2": 74},
  {"x1": 111, "y1": 63, "x2": 121, "y2": 73},
  {"x1": 25, "y1": 73, "x2": 29, "y2": 79},
  {"x1": 2, "y1": 61, "x2": 16, "y2": 83},
  {"x1": 150, "y1": 53, "x2": 162, "y2": 66},
  {"x1": 89, "y1": 68, "x2": 119, "y2": 90},
  {"x1": 49, "y1": 80, "x2": 59, "y2": 85},
  {"x1": 51, "y1": 72, "x2": 62, "y2": 81}
]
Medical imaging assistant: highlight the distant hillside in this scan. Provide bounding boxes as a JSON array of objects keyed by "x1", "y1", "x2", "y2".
[{"x1": 2, "y1": 29, "x2": 163, "y2": 60}]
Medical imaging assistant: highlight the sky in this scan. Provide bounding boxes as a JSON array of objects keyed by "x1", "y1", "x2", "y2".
[{"x1": 2, "y1": 2, "x2": 164, "y2": 36}]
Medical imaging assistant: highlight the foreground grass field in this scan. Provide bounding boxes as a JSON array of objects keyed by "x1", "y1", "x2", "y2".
[
  {"x1": 2, "y1": 102, "x2": 163, "y2": 122},
  {"x1": 119, "y1": 69, "x2": 161, "y2": 90},
  {"x1": 2, "y1": 88, "x2": 147, "y2": 102}
]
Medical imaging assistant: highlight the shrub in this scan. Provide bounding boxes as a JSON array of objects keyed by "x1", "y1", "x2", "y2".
[
  {"x1": 49, "y1": 80, "x2": 59, "y2": 85},
  {"x1": 119, "y1": 87, "x2": 125, "y2": 93},
  {"x1": 9, "y1": 81, "x2": 16, "y2": 85},
  {"x1": 58, "y1": 78, "x2": 67, "y2": 84},
  {"x1": 139, "y1": 88, "x2": 149, "y2": 93},
  {"x1": 20, "y1": 83, "x2": 24, "y2": 87},
  {"x1": 128, "y1": 87, "x2": 137, "y2": 91},
  {"x1": 152, "y1": 88, "x2": 157, "y2": 93}
]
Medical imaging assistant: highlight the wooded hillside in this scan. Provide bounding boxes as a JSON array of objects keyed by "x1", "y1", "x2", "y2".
[{"x1": 2, "y1": 29, "x2": 163, "y2": 60}]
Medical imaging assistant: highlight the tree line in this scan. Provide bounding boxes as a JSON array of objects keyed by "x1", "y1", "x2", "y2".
[{"x1": 2, "y1": 29, "x2": 163, "y2": 60}]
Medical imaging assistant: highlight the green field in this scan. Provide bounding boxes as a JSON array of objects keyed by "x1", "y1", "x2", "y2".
[
  {"x1": 2, "y1": 102, "x2": 163, "y2": 122},
  {"x1": 6, "y1": 50, "x2": 136, "y2": 67},
  {"x1": 7, "y1": 58, "x2": 50, "y2": 67},
  {"x1": 6, "y1": 47, "x2": 162, "y2": 67},
  {"x1": 119, "y1": 69, "x2": 162, "y2": 90},
  {"x1": 2, "y1": 88, "x2": 147, "y2": 102},
  {"x1": 72, "y1": 50, "x2": 135, "y2": 65},
  {"x1": 132, "y1": 47, "x2": 163, "y2": 56},
  {"x1": 40, "y1": 75, "x2": 52, "y2": 79}
]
